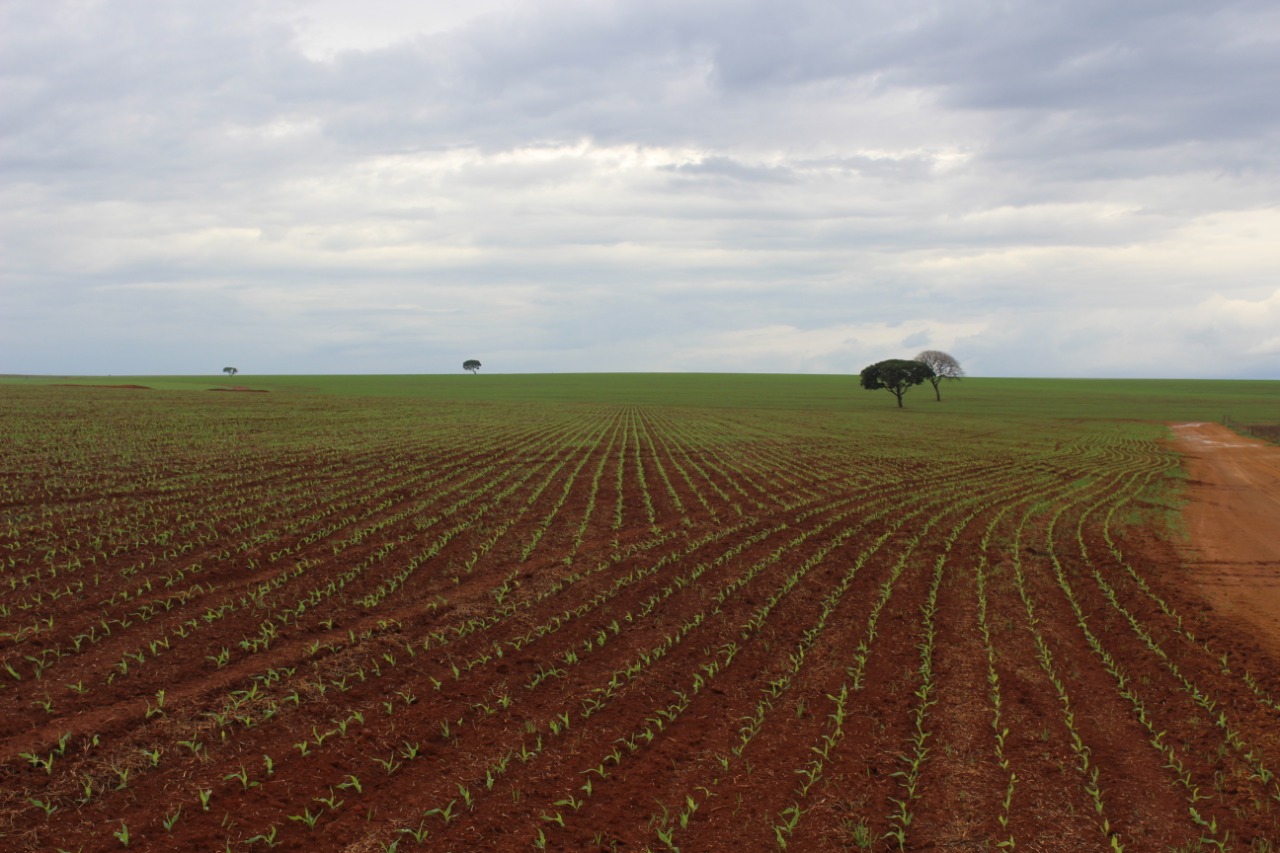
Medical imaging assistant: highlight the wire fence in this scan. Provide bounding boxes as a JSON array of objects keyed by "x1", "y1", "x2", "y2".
[{"x1": 1223, "y1": 415, "x2": 1280, "y2": 444}]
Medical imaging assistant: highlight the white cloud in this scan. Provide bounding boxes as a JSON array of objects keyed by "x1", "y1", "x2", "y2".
[
  {"x1": 675, "y1": 320, "x2": 990, "y2": 374},
  {"x1": 276, "y1": 0, "x2": 521, "y2": 60},
  {"x1": 1195, "y1": 287, "x2": 1280, "y2": 358},
  {"x1": 2, "y1": 0, "x2": 1278, "y2": 377}
]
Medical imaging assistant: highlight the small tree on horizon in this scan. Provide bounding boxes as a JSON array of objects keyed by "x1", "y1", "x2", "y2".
[
  {"x1": 222, "y1": 366, "x2": 238, "y2": 377},
  {"x1": 914, "y1": 350, "x2": 964, "y2": 401},
  {"x1": 859, "y1": 359, "x2": 935, "y2": 408},
  {"x1": 463, "y1": 359, "x2": 481, "y2": 374}
]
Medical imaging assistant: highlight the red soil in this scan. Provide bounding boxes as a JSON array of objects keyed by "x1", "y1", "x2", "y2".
[
  {"x1": 1171, "y1": 422, "x2": 1280, "y2": 655},
  {"x1": 51, "y1": 384, "x2": 151, "y2": 390},
  {"x1": 1, "y1": 398, "x2": 1279, "y2": 851}
]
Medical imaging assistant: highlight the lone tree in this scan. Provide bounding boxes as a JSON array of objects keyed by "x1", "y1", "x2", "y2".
[
  {"x1": 463, "y1": 359, "x2": 481, "y2": 374},
  {"x1": 222, "y1": 366, "x2": 238, "y2": 377},
  {"x1": 859, "y1": 359, "x2": 935, "y2": 408},
  {"x1": 914, "y1": 350, "x2": 964, "y2": 401}
]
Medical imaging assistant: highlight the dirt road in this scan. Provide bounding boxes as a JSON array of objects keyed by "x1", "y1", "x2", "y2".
[{"x1": 1171, "y1": 422, "x2": 1280, "y2": 652}]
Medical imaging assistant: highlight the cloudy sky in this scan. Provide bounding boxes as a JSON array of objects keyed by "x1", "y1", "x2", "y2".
[{"x1": 3, "y1": 0, "x2": 1278, "y2": 378}]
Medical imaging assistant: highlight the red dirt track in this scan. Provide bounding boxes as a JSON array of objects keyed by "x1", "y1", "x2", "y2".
[
  {"x1": 2, "y1": 390, "x2": 1280, "y2": 851},
  {"x1": 1172, "y1": 422, "x2": 1280, "y2": 655}
]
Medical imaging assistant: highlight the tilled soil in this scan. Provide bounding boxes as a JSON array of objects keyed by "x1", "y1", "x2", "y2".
[{"x1": 1, "y1": 391, "x2": 1278, "y2": 851}]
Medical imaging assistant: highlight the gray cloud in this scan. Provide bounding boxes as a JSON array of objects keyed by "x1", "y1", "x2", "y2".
[{"x1": 2, "y1": 0, "x2": 1277, "y2": 378}]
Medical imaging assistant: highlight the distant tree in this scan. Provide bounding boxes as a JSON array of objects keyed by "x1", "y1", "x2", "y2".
[
  {"x1": 463, "y1": 359, "x2": 481, "y2": 374},
  {"x1": 859, "y1": 359, "x2": 935, "y2": 408},
  {"x1": 223, "y1": 367, "x2": 238, "y2": 377},
  {"x1": 914, "y1": 350, "x2": 964, "y2": 401}
]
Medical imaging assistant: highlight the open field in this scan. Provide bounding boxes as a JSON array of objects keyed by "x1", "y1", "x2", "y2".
[
  {"x1": 1, "y1": 375, "x2": 1279, "y2": 851},
  {"x1": 4, "y1": 373, "x2": 1279, "y2": 419}
]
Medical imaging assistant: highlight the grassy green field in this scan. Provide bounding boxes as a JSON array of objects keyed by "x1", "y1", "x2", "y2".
[{"x1": 2, "y1": 372, "x2": 1276, "y2": 424}]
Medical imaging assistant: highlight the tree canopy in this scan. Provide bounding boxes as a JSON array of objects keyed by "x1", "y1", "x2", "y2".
[
  {"x1": 222, "y1": 366, "x2": 238, "y2": 377},
  {"x1": 463, "y1": 359, "x2": 481, "y2": 374},
  {"x1": 859, "y1": 359, "x2": 935, "y2": 408},
  {"x1": 914, "y1": 350, "x2": 964, "y2": 401}
]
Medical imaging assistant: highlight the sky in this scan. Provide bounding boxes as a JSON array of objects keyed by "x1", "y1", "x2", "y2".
[{"x1": 3, "y1": 0, "x2": 1279, "y2": 379}]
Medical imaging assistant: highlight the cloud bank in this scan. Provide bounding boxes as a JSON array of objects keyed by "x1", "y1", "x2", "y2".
[{"x1": 3, "y1": 0, "x2": 1278, "y2": 378}]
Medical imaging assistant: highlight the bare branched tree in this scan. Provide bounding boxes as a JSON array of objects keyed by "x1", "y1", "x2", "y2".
[{"x1": 914, "y1": 350, "x2": 964, "y2": 401}]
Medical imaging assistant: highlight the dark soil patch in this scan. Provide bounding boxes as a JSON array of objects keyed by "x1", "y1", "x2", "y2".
[{"x1": 51, "y1": 384, "x2": 151, "y2": 390}]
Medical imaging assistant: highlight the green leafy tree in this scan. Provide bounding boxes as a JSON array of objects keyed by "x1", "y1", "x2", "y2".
[
  {"x1": 222, "y1": 367, "x2": 238, "y2": 377},
  {"x1": 859, "y1": 359, "x2": 935, "y2": 408},
  {"x1": 463, "y1": 359, "x2": 481, "y2": 374},
  {"x1": 914, "y1": 350, "x2": 964, "y2": 401}
]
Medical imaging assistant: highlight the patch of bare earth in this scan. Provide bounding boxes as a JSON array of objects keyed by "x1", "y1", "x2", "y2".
[
  {"x1": 1171, "y1": 422, "x2": 1280, "y2": 655},
  {"x1": 51, "y1": 384, "x2": 151, "y2": 390}
]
